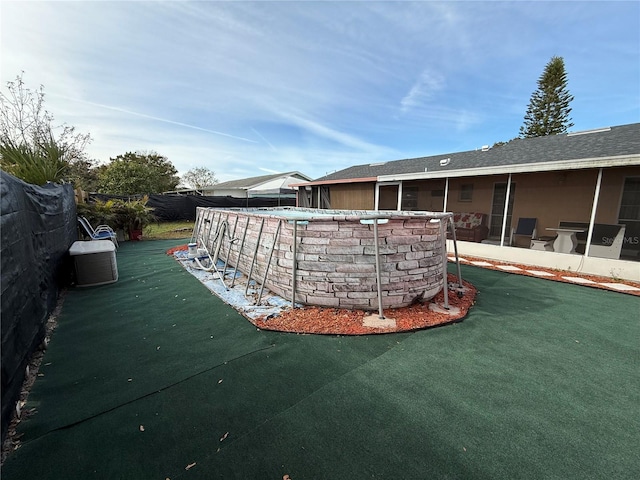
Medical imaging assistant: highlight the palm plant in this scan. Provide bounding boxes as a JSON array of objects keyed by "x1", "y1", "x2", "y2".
[
  {"x1": 1, "y1": 72, "x2": 91, "y2": 186},
  {"x1": 0, "y1": 142, "x2": 67, "y2": 185},
  {"x1": 76, "y1": 199, "x2": 117, "y2": 228},
  {"x1": 113, "y1": 197, "x2": 155, "y2": 239}
]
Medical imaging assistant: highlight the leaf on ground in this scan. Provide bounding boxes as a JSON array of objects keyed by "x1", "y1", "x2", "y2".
[
  {"x1": 139, "y1": 425, "x2": 145, "y2": 432},
  {"x1": 220, "y1": 432, "x2": 229, "y2": 442},
  {"x1": 185, "y1": 462, "x2": 196, "y2": 470}
]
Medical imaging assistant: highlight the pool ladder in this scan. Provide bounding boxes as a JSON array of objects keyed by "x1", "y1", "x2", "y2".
[{"x1": 193, "y1": 210, "x2": 283, "y2": 305}]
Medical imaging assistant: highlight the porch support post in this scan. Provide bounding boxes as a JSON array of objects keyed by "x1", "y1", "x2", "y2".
[
  {"x1": 397, "y1": 181, "x2": 403, "y2": 211},
  {"x1": 374, "y1": 183, "x2": 380, "y2": 210},
  {"x1": 500, "y1": 173, "x2": 512, "y2": 246},
  {"x1": 443, "y1": 177, "x2": 449, "y2": 212},
  {"x1": 585, "y1": 168, "x2": 603, "y2": 257}
]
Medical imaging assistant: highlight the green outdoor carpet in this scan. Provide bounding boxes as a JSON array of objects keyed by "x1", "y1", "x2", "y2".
[
  {"x1": 8, "y1": 239, "x2": 274, "y2": 440},
  {"x1": 2, "y1": 240, "x2": 638, "y2": 479}
]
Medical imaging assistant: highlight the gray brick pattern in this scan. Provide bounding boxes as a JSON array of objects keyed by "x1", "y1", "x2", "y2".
[{"x1": 195, "y1": 207, "x2": 446, "y2": 310}]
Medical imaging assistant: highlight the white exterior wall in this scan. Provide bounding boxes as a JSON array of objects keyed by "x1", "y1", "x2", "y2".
[{"x1": 447, "y1": 240, "x2": 640, "y2": 282}]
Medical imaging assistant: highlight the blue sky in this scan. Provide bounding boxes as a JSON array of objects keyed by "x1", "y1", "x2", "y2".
[{"x1": 2, "y1": 1, "x2": 639, "y2": 184}]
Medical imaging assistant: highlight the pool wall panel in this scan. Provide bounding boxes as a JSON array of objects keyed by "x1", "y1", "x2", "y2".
[{"x1": 194, "y1": 207, "x2": 447, "y2": 310}]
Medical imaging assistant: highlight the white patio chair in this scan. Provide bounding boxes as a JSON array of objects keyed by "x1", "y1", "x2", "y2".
[{"x1": 78, "y1": 216, "x2": 119, "y2": 248}]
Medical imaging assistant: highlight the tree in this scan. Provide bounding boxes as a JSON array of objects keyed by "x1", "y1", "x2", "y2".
[
  {"x1": 67, "y1": 158, "x2": 101, "y2": 192},
  {"x1": 181, "y1": 166, "x2": 218, "y2": 190},
  {"x1": 0, "y1": 72, "x2": 92, "y2": 185},
  {"x1": 98, "y1": 151, "x2": 179, "y2": 195},
  {"x1": 520, "y1": 56, "x2": 574, "y2": 138}
]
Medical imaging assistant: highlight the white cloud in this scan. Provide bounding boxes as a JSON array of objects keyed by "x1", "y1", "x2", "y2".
[
  {"x1": 272, "y1": 107, "x2": 390, "y2": 154},
  {"x1": 251, "y1": 128, "x2": 277, "y2": 152},
  {"x1": 51, "y1": 95, "x2": 258, "y2": 143},
  {"x1": 400, "y1": 70, "x2": 446, "y2": 113}
]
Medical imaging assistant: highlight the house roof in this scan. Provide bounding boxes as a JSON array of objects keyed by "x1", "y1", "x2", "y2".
[
  {"x1": 206, "y1": 171, "x2": 312, "y2": 190},
  {"x1": 305, "y1": 123, "x2": 640, "y2": 185}
]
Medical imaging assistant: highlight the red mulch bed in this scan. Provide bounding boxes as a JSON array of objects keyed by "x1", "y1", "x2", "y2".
[
  {"x1": 166, "y1": 244, "x2": 189, "y2": 255},
  {"x1": 252, "y1": 274, "x2": 476, "y2": 335},
  {"x1": 458, "y1": 255, "x2": 640, "y2": 297}
]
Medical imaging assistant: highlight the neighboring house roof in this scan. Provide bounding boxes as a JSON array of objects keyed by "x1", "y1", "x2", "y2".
[
  {"x1": 204, "y1": 172, "x2": 312, "y2": 193},
  {"x1": 304, "y1": 123, "x2": 640, "y2": 185}
]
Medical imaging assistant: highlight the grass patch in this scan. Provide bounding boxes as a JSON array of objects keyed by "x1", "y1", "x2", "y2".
[{"x1": 144, "y1": 221, "x2": 193, "y2": 240}]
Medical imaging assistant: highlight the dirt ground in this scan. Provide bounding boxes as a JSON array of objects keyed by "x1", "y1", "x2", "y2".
[{"x1": 1, "y1": 299, "x2": 62, "y2": 465}]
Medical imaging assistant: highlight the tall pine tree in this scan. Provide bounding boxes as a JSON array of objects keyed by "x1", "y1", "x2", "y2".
[{"x1": 520, "y1": 56, "x2": 574, "y2": 138}]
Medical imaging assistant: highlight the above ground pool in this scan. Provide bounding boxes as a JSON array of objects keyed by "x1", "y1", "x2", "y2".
[{"x1": 192, "y1": 207, "x2": 455, "y2": 311}]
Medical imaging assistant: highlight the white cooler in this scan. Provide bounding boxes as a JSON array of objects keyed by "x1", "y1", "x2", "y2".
[{"x1": 69, "y1": 240, "x2": 118, "y2": 287}]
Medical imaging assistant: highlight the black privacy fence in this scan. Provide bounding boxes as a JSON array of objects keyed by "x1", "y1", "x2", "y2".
[
  {"x1": 88, "y1": 193, "x2": 296, "y2": 222},
  {"x1": 0, "y1": 171, "x2": 77, "y2": 442}
]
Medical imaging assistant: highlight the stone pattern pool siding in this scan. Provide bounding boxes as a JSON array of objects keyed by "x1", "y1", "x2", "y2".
[{"x1": 194, "y1": 207, "x2": 447, "y2": 310}]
